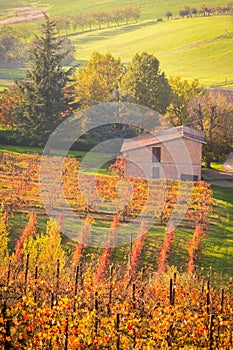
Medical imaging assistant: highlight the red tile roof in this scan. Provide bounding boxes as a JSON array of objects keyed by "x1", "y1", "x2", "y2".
[{"x1": 121, "y1": 125, "x2": 206, "y2": 152}]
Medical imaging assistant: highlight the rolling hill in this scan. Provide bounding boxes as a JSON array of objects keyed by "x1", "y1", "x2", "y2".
[
  {"x1": 0, "y1": 0, "x2": 232, "y2": 88},
  {"x1": 69, "y1": 16, "x2": 233, "y2": 87}
]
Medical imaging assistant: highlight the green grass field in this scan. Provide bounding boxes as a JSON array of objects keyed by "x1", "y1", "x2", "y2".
[
  {"x1": 70, "y1": 16, "x2": 233, "y2": 87},
  {"x1": 199, "y1": 185, "x2": 233, "y2": 280}
]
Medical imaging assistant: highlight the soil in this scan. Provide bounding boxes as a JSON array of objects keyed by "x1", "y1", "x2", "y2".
[{"x1": 0, "y1": 7, "x2": 47, "y2": 25}]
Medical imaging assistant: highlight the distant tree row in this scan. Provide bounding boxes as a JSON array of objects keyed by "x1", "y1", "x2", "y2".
[
  {"x1": 52, "y1": 6, "x2": 141, "y2": 34},
  {"x1": 0, "y1": 6, "x2": 140, "y2": 65},
  {"x1": 165, "y1": 2, "x2": 233, "y2": 19}
]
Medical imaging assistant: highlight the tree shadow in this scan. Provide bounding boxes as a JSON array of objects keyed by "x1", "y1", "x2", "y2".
[{"x1": 67, "y1": 20, "x2": 160, "y2": 44}]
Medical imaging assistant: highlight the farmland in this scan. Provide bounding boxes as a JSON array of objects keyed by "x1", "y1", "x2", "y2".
[
  {"x1": 0, "y1": 150, "x2": 232, "y2": 279},
  {"x1": 0, "y1": 149, "x2": 233, "y2": 349},
  {"x1": 69, "y1": 16, "x2": 233, "y2": 87},
  {"x1": 0, "y1": 1, "x2": 232, "y2": 348}
]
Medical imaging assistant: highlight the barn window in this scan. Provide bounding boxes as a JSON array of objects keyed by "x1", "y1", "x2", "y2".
[{"x1": 152, "y1": 147, "x2": 161, "y2": 162}]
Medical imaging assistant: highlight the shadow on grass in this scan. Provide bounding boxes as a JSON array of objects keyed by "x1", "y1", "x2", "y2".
[
  {"x1": 71, "y1": 20, "x2": 159, "y2": 44},
  {"x1": 211, "y1": 185, "x2": 233, "y2": 205}
]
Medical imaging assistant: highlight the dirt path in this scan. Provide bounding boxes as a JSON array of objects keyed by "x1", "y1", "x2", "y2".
[
  {"x1": 0, "y1": 7, "x2": 47, "y2": 25},
  {"x1": 159, "y1": 33, "x2": 229, "y2": 56},
  {"x1": 202, "y1": 168, "x2": 233, "y2": 187}
]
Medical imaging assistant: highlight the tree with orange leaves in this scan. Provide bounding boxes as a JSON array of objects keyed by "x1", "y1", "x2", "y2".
[
  {"x1": 95, "y1": 216, "x2": 119, "y2": 282},
  {"x1": 15, "y1": 212, "x2": 37, "y2": 264}
]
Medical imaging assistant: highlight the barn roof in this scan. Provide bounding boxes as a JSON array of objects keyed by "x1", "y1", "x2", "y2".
[
  {"x1": 121, "y1": 125, "x2": 206, "y2": 152},
  {"x1": 207, "y1": 88, "x2": 233, "y2": 104}
]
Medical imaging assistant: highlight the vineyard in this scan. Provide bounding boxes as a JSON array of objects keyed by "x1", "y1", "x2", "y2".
[{"x1": 0, "y1": 151, "x2": 232, "y2": 349}]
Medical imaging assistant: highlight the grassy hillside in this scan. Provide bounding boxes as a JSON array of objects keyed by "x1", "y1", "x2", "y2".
[
  {"x1": 70, "y1": 16, "x2": 233, "y2": 86},
  {"x1": 0, "y1": 1, "x2": 232, "y2": 89},
  {"x1": 0, "y1": 16, "x2": 232, "y2": 89},
  {"x1": 0, "y1": 17, "x2": 232, "y2": 89}
]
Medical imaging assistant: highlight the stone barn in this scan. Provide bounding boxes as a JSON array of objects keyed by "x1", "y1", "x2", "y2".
[{"x1": 120, "y1": 125, "x2": 206, "y2": 181}]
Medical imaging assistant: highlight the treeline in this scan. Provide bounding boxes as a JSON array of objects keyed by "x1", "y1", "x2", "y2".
[
  {"x1": 52, "y1": 6, "x2": 141, "y2": 34},
  {"x1": 165, "y1": 1, "x2": 233, "y2": 19}
]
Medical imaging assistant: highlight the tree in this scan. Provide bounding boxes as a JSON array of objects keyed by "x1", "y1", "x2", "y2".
[
  {"x1": 86, "y1": 13, "x2": 95, "y2": 30},
  {"x1": 120, "y1": 52, "x2": 171, "y2": 114},
  {"x1": 75, "y1": 52, "x2": 124, "y2": 108},
  {"x1": 112, "y1": 8, "x2": 124, "y2": 26},
  {"x1": 191, "y1": 7, "x2": 198, "y2": 16},
  {"x1": 130, "y1": 6, "x2": 141, "y2": 22},
  {"x1": 23, "y1": 220, "x2": 67, "y2": 279},
  {"x1": 122, "y1": 6, "x2": 141, "y2": 24},
  {"x1": 179, "y1": 9, "x2": 189, "y2": 18},
  {"x1": 0, "y1": 86, "x2": 20, "y2": 129},
  {"x1": 15, "y1": 15, "x2": 75, "y2": 146},
  {"x1": 165, "y1": 11, "x2": 172, "y2": 20},
  {"x1": 105, "y1": 9, "x2": 114, "y2": 28},
  {"x1": 188, "y1": 90, "x2": 233, "y2": 167},
  {"x1": 93, "y1": 12, "x2": 106, "y2": 30},
  {"x1": 0, "y1": 26, "x2": 27, "y2": 65},
  {"x1": 71, "y1": 15, "x2": 81, "y2": 32},
  {"x1": 78, "y1": 14, "x2": 87, "y2": 31},
  {"x1": 166, "y1": 76, "x2": 203, "y2": 126},
  {"x1": 15, "y1": 212, "x2": 37, "y2": 264}
]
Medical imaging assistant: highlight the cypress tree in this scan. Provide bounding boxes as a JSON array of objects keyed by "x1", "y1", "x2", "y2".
[{"x1": 16, "y1": 15, "x2": 75, "y2": 146}]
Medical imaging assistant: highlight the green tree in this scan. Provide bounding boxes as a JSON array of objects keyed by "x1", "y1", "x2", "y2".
[
  {"x1": 120, "y1": 52, "x2": 171, "y2": 114},
  {"x1": 75, "y1": 51, "x2": 124, "y2": 108},
  {"x1": 23, "y1": 220, "x2": 67, "y2": 280},
  {"x1": 165, "y1": 11, "x2": 173, "y2": 20},
  {"x1": 0, "y1": 26, "x2": 26, "y2": 64},
  {"x1": 15, "y1": 15, "x2": 75, "y2": 146},
  {"x1": 166, "y1": 76, "x2": 203, "y2": 125}
]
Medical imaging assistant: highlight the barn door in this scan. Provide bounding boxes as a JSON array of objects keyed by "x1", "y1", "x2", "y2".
[{"x1": 152, "y1": 166, "x2": 160, "y2": 179}]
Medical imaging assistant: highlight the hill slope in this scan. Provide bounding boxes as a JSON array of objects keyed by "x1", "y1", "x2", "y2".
[
  {"x1": 0, "y1": 1, "x2": 232, "y2": 88},
  {"x1": 70, "y1": 16, "x2": 233, "y2": 86}
]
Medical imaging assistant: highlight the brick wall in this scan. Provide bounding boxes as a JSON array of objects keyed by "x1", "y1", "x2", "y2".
[{"x1": 123, "y1": 137, "x2": 203, "y2": 180}]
